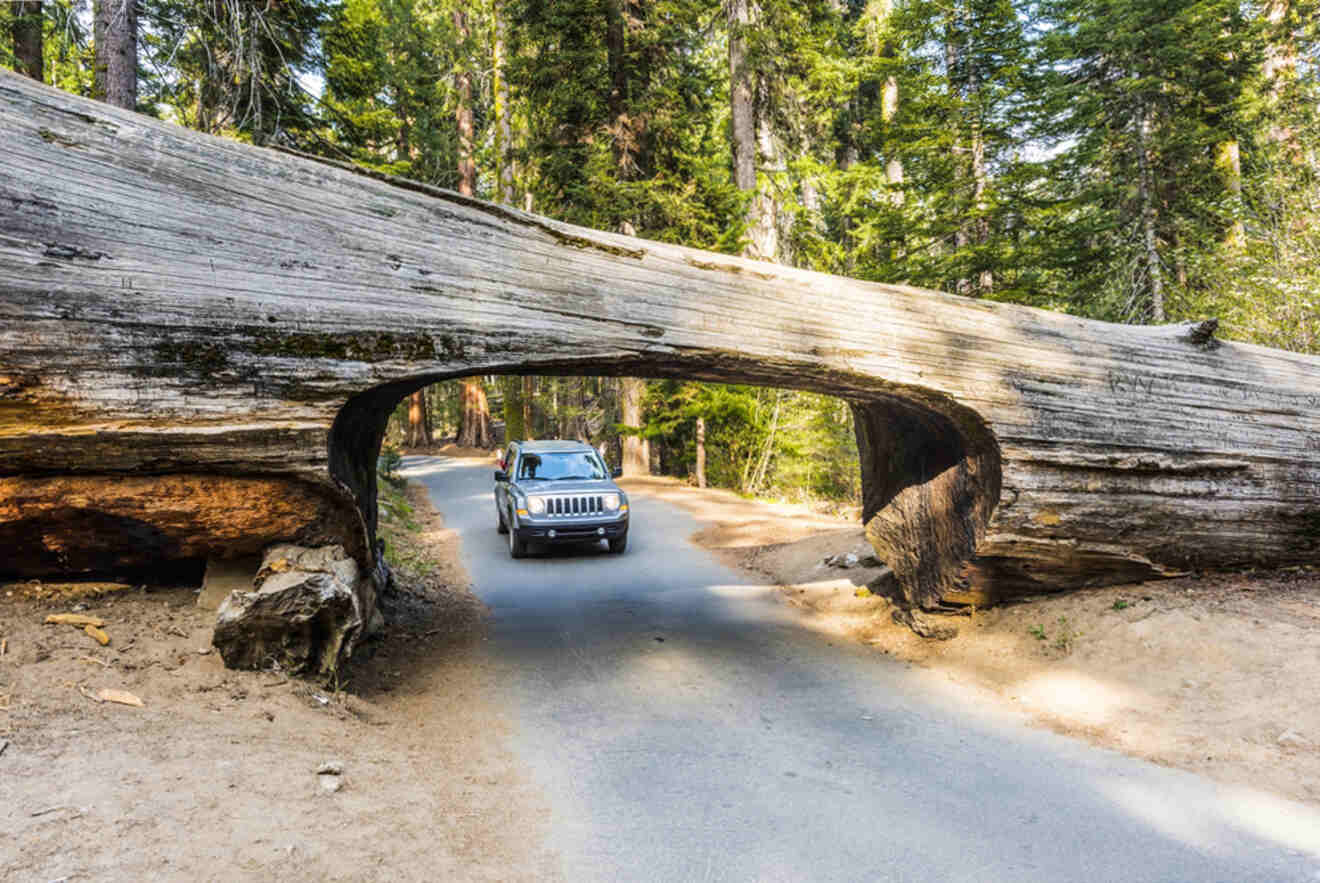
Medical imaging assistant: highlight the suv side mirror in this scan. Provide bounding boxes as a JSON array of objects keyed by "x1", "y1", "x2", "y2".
[
  {"x1": 494, "y1": 470, "x2": 509, "y2": 482},
  {"x1": 611, "y1": 467, "x2": 623, "y2": 479}
]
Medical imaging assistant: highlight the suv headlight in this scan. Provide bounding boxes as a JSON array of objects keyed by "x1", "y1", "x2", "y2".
[
  {"x1": 527, "y1": 495, "x2": 546, "y2": 514},
  {"x1": 602, "y1": 493, "x2": 621, "y2": 511}
]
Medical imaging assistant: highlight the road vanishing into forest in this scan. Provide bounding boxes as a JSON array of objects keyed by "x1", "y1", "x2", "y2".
[{"x1": 403, "y1": 456, "x2": 1319, "y2": 882}]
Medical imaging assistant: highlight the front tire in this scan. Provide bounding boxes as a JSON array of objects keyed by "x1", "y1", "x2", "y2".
[
  {"x1": 509, "y1": 523, "x2": 528, "y2": 558},
  {"x1": 608, "y1": 532, "x2": 628, "y2": 555}
]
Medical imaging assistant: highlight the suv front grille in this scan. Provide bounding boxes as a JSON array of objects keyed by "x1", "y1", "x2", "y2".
[{"x1": 544, "y1": 494, "x2": 605, "y2": 517}]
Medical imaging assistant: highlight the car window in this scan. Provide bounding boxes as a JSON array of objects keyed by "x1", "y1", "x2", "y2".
[
  {"x1": 502, "y1": 446, "x2": 516, "y2": 473},
  {"x1": 517, "y1": 451, "x2": 607, "y2": 481}
]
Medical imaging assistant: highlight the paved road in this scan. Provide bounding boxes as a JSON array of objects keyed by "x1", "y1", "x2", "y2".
[{"x1": 403, "y1": 456, "x2": 1320, "y2": 882}]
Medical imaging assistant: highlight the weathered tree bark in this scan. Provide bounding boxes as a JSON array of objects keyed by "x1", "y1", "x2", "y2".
[
  {"x1": 456, "y1": 378, "x2": 492, "y2": 449},
  {"x1": 93, "y1": 0, "x2": 136, "y2": 110},
  {"x1": 2, "y1": 71, "x2": 1318, "y2": 661},
  {"x1": 620, "y1": 377, "x2": 650, "y2": 476},
  {"x1": 11, "y1": 1, "x2": 43, "y2": 84}
]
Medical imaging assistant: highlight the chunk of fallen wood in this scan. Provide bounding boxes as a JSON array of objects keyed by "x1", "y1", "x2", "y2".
[
  {"x1": 81, "y1": 655, "x2": 112, "y2": 668},
  {"x1": 45, "y1": 613, "x2": 105, "y2": 628},
  {"x1": 96, "y1": 688, "x2": 143, "y2": 707},
  {"x1": 84, "y1": 625, "x2": 110, "y2": 646},
  {"x1": 1, "y1": 637, "x2": 7, "y2": 655}
]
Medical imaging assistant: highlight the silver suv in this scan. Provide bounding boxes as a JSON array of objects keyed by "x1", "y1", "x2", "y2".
[{"x1": 494, "y1": 440, "x2": 630, "y2": 558}]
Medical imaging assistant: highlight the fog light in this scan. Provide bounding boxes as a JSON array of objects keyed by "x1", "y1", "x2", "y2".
[
  {"x1": 548, "y1": 529, "x2": 557, "y2": 538},
  {"x1": 596, "y1": 527, "x2": 605, "y2": 535}
]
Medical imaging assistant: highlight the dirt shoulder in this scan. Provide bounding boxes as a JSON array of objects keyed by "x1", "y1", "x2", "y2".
[
  {"x1": 621, "y1": 475, "x2": 1320, "y2": 807},
  {"x1": 0, "y1": 483, "x2": 559, "y2": 882}
]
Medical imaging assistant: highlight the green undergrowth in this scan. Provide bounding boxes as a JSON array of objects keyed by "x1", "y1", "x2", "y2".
[{"x1": 376, "y1": 447, "x2": 435, "y2": 576}]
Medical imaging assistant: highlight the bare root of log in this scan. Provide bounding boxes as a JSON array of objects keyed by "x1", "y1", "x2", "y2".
[{"x1": 211, "y1": 544, "x2": 377, "y2": 676}]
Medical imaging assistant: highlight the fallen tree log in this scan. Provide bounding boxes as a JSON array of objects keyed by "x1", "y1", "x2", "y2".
[{"x1": 1, "y1": 71, "x2": 1317, "y2": 660}]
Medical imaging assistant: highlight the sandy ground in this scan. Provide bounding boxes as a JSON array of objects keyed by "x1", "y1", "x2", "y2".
[
  {"x1": 0, "y1": 484, "x2": 560, "y2": 882},
  {"x1": 619, "y1": 475, "x2": 1320, "y2": 808}
]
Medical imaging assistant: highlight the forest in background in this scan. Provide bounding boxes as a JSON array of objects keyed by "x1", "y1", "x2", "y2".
[{"x1": 4, "y1": 0, "x2": 1317, "y2": 506}]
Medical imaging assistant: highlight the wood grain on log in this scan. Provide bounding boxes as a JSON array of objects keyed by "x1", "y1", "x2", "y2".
[{"x1": 1, "y1": 70, "x2": 1317, "y2": 621}]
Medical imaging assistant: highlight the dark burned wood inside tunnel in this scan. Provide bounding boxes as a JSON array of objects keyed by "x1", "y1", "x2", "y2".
[{"x1": 2, "y1": 69, "x2": 1318, "y2": 668}]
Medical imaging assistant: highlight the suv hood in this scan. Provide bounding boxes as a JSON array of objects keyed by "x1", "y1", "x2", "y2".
[{"x1": 518, "y1": 478, "x2": 622, "y2": 495}]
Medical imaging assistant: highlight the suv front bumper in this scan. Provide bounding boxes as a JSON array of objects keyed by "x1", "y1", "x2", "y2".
[{"x1": 514, "y1": 516, "x2": 628, "y2": 545}]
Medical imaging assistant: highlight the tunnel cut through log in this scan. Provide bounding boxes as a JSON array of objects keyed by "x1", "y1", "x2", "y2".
[
  {"x1": 329, "y1": 367, "x2": 1003, "y2": 613},
  {"x1": 2, "y1": 69, "x2": 1318, "y2": 669}
]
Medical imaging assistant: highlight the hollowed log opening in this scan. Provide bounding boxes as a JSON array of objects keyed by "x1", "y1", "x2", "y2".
[
  {"x1": 853, "y1": 394, "x2": 1002, "y2": 610},
  {"x1": 328, "y1": 377, "x2": 440, "y2": 553},
  {"x1": 327, "y1": 369, "x2": 1003, "y2": 617}
]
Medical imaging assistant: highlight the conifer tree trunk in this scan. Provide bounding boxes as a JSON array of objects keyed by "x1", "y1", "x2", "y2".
[
  {"x1": 866, "y1": 0, "x2": 904, "y2": 205},
  {"x1": 522, "y1": 376, "x2": 534, "y2": 438},
  {"x1": 882, "y1": 75, "x2": 903, "y2": 203},
  {"x1": 620, "y1": 377, "x2": 650, "y2": 476},
  {"x1": 968, "y1": 62, "x2": 992, "y2": 295},
  {"x1": 945, "y1": 12, "x2": 973, "y2": 297},
  {"x1": 502, "y1": 376, "x2": 524, "y2": 441},
  {"x1": 405, "y1": 389, "x2": 431, "y2": 448},
  {"x1": 750, "y1": 100, "x2": 780, "y2": 262},
  {"x1": 728, "y1": 0, "x2": 755, "y2": 194},
  {"x1": 11, "y1": 1, "x2": 43, "y2": 83},
  {"x1": 493, "y1": 3, "x2": 515, "y2": 204},
  {"x1": 453, "y1": 9, "x2": 476, "y2": 198},
  {"x1": 1262, "y1": 0, "x2": 1297, "y2": 150},
  {"x1": 607, "y1": 0, "x2": 628, "y2": 168},
  {"x1": 456, "y1": 378, "x2": 493, "y2": 449},
  {"x1": 94, "y1": 0, "x2": 136, "y2": 110},
  {"x1": 1135, "y1": 99, "x2": 1165, "y2": 322},
  {"x1": 728, "y1": 0, "x2": 775, "y2": 260}
]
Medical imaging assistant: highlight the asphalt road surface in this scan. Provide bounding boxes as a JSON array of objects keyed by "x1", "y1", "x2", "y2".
[{"x1": 403, "y1": 456, "x2": 1320, "y2": 882}]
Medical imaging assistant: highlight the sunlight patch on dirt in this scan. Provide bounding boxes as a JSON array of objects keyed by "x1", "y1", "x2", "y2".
[
  {"x1": 623, "y1": 477, "x2": 1320, "y2": 808},
  {"x1": 0, "y1": 483, "x2": 559, "y2": 882}
]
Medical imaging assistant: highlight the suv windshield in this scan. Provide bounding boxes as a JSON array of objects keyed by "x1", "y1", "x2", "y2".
[{"x1": 517, "y1": 451, "x2": 607, "y2": 481}]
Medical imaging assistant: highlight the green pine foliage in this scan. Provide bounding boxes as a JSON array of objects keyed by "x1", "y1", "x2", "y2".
[
  {"x1": 322, "y1": 0, "x2": 464, "y2": 180},
  {"x1": 504, "y1": 0, "x2": 745, "y2": 249}
]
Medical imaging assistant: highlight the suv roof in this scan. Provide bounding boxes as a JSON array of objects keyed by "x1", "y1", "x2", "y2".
[{"x1": 515, "y1": 439, "x2": 596, "y2": 453}]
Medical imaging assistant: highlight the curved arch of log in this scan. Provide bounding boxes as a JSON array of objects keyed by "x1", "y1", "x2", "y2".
[
  {"x1": 328, "y1": 364, "x2": 1003, "y2": 616},
  {"x1": 2, "y1": 70, "x2": 1318, "y2": 669}
]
